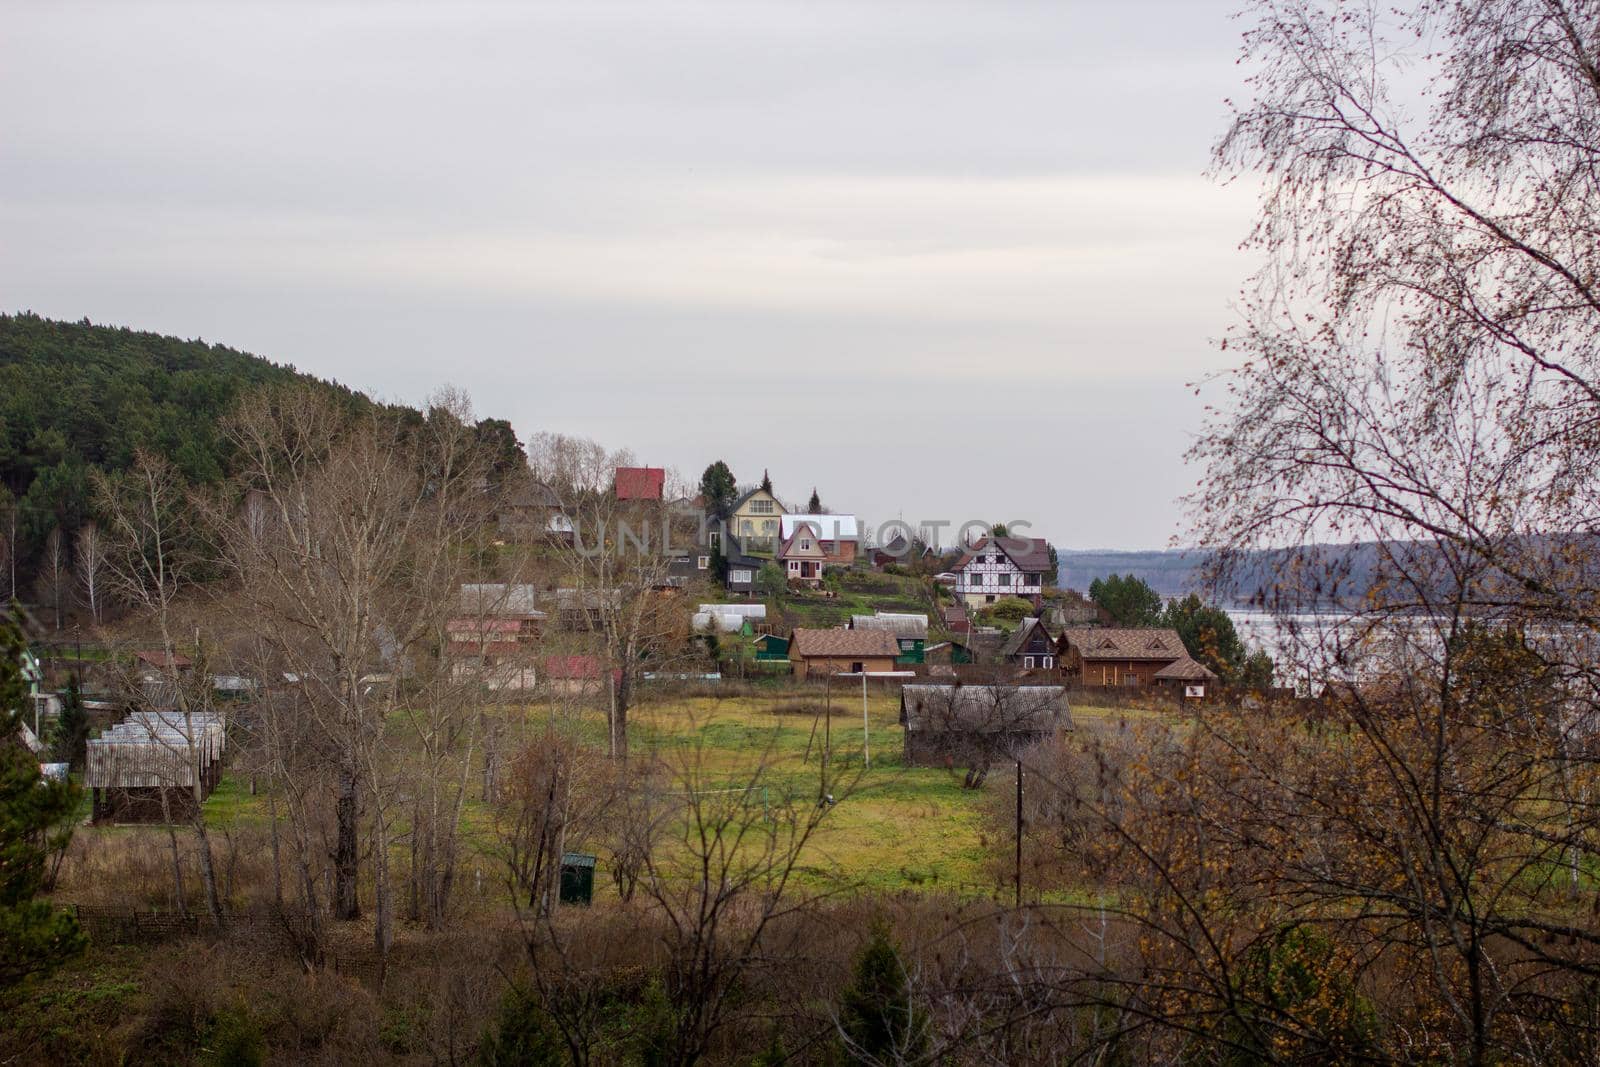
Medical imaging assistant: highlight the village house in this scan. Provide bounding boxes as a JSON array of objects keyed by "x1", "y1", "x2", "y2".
[
  {"x1": 872, "y1": 534, "x2": 934, "y2": 569},
  {"x1": 787, "y1": 628, "x2": 901, "y2": 680},
  {"x1": 899, "y1": 684, "x2": 1070, "y2": 768},
  {"x1": 541, "y1": 655, "x2": 620, "y2": 699},
  {"x1": 554, "y1": 588, "x2": 616, "y2": 631},
  {"x1": 663, "y1": 543, "x2": 717, "y2": 589},
  {"x1": 492, "y1": 475, "x2": 567, "y2": 543},
  {"x1": 779, "y1": 514, "x2": 859, "y2": 566},
  {"x1": 999, "y1": 617, "x2": 1056, "y2": 670},
  {"x1": 777, "y1": 524, "x2": 827, "y2": 587},
  {"x1": 729, "y1": 485, "x2": 786, "y2": 553},
  {"x1": 952, "y1": 536, "x2": 1051, "y2": 608},
  {"x1": 1057, "y1": 627, "x2": 1213, "y2": 690},
  {"x1": 448, "y1": 584, "x2": 546, "y2": 691},
  {"x1": 849, "y1": 613, "x2": 928, "y2": 664},
  {"x1": 722, "y1": 544, "x2": 763, "y2": 596},
  {"x1": 614, "y1": 466, "x2": 666, "y2": 501}
]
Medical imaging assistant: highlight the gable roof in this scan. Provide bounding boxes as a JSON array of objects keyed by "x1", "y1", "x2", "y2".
[
  {"x1": 850, "y1": 613, "x2": 929, "y2": 639},
  {"x1": 1061, "y1": 627, "x2": 1188, "y2": 662},
  {"x1": 501, "y1": 478, "x2": 563, "y2": 510},
  {"x1": 954, "y1": 536, "x2": 1051, "y2": 573},
  {"x1": 900, "y1": 684, "x2": 1071, "y2": 734},
  {"x1": 1153, "y1": 656, "x2": 1219, "y2": 681},
  {"x1": 789, "y1": 628, "x2": 900, "y2": 660},
  {"x1": 614, "y1": 466, "x2": 665, "y2": 501},
  {"x1": 458, "y1": 584, "x2": 547, "y2": 618},
  {"x1": 1000, "y1": 616, "x2": 1053, "y2": 659},
  {"x1": 730, "y1": 486, "x2": 784, "y2": 514},
  {"x1": 778, "y1": 526, "x2": 827, "y2": 560},
  {"x1": 780, "y1": 514, "x2": 859, "y2": 541}
]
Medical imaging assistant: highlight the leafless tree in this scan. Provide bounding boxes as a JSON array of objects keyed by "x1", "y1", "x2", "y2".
[
  {"x1": 94, "y1": 451, "x2": 226, "y2": 928},
  {"x1": 37, "y1": 526, "x2": 68, "y2": 630},
  {"x1": 526, "y1": 431, "x2": 636, "y2": 501},
  {"x1": 902, "y1": 682, "x2": 1068, "y2": 788},
  {"x1": 213, "y1": 384, "x2": 492, "y2": 966},
  {"x1": 75, "y1": 522, "x2": 105, "y2": 625},
  {"x1": 514, "y1": 726, "x2": 854, "y2": 1066},
  {"x1": 555, "y1": 492, "x2": 691, "y2": 759}
]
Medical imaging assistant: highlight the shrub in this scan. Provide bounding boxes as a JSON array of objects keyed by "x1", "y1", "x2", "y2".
[
  {"x1": 976, "y1": 597, "x2": 1033, "y2": 626},
  {"x1": 837, "y1": 920, "x2": 927, "y2": 1064},
  {"x1": 478, "y1": 984, "x2": 565, "y2": 1067}
]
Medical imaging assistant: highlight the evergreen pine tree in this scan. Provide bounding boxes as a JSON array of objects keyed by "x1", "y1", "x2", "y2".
[
  {"x1": 837, "y1": 920, "x2": 926, "y2": 1063},
  {"x1": 0, "y1": 608, "x2": 85, "y2": 988}
]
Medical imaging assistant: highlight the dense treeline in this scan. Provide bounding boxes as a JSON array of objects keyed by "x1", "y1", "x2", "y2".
[
  {"x1": 0, "y1": 313, "x2": 370, "y2": 582},
  {"x1": 0, "y1": 314, "x2": 528, "y2": 614}
]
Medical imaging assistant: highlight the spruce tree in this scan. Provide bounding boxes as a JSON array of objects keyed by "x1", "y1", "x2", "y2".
[
  {"x1": 0, "y1": 609, "x2": 85, "y2": 988},
  {"x1": 838, "y1": 920, "x2": 926, "y2": 1063}
]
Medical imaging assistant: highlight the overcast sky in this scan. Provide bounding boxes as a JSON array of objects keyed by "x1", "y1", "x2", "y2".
[{"x1": 3, "y1": 0, "x2": 1258, "y2": 552}]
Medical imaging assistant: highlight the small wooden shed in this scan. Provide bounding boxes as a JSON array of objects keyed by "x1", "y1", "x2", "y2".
[{"x1": 86, "y1": 710, "x2": 227, "y2": 823}]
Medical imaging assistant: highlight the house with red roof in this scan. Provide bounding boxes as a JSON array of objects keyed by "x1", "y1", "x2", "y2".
[{"x1": 614, "y1": 466, "x2": 666, "y2": 501}]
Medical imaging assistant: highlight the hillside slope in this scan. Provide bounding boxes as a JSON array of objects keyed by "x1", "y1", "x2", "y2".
[{"x1": 0, "y1": 313, "x2": 370, "y2": 579}]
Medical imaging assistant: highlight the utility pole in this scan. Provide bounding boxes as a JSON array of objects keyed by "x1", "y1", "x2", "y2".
[
  {"x1": 1015, "y1": 758, "x2": 1023, "y2": 908},
  {"x1": 861, "y1": 671, "x2": 870, "y2": 768}
]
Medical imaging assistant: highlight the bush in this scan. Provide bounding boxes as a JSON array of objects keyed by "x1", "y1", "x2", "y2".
[
  {"x1": 202, "y1": 1005, "x2": 264, "y2": 1067},
  {"x1": 479, "y1": 984, "x2": 565, "y2": 1067},
  {"x1": 976, "y1": 597, "x2": 1033, "y2": 626},
  {"x1": 837, "y1": 920, "x2": 927, "y2": 1064}
]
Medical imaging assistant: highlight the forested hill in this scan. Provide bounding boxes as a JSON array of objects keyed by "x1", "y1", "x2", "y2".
[{"x1": 0, "y1": 313, "x2": 373, "y2": 579}]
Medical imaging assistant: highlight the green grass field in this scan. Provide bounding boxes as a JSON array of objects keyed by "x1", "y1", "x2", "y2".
[{"x1": 190, "y1": 689, "x2": 1168, "y2": 899}]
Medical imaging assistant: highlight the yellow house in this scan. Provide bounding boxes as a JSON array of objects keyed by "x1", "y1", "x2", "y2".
[{"x1": 730, "y1": 485, "x2": 785, "y2": 552}]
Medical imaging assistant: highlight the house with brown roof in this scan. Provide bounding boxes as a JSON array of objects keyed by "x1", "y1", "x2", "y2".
[
  {"x1": 788, "y1": 628, "x2": 901, "y2": 679},
  {"x1": 952, "y1": 537, "x2": 1051, "y2": 609},
  {"x1": 1057, "y1": 627, "x2": 1215, "y2": 690}
]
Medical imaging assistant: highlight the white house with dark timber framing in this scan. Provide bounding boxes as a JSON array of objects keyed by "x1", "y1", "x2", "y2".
[{"x1": 952, "y1": 536, "x2": 1051, "y2": 609}]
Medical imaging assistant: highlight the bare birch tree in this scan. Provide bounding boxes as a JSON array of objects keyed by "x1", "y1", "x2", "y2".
[
  {"x1": 94, "y1": 451, "x2": 226, "y2": 928},
  {"x1": 75, "y1": 522, "x2": 105, "y2": 625},
  {"x1": 38, "y1": 527, "x2": 67, "y2": 631}
]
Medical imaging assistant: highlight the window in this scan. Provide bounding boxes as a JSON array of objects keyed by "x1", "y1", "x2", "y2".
[
  {"x1": 751, "y1": 499, "x2": 774, "y2": 514},
  {"x1": 697, "y1": 556, "x2": 710, "y2": 570},
  {"x1": 730, "y1": 568, "x2": 752, "y2": 583},
  {"x1": 1042, "y1": 655, "x2": 1054, "y2": 668},
  {"x1": 986, "y1": 594, "x2": 996, "y2": 603},
  {"x1": 1024, "y1": 655, "x2": 1035, "y2": 669},
  {"x1": 997, "y1": 573, "x2": 1009, "y2": 586},
  {"x1": 851, "y1": 661, "x2": 864, "y2": 673}
]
